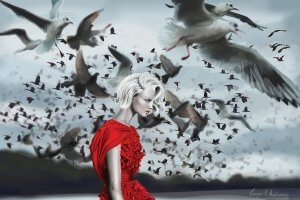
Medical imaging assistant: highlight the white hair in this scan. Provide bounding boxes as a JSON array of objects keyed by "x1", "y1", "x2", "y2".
[{"x1": 116, "y1": 72, "x2": 165, "y2": 115}]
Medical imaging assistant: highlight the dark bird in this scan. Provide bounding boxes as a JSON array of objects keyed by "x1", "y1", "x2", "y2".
[
  {"x1": 57, "y1": 60, "x2": 66, "y2": 67},
  {"x1": 31, "y1": 75, "x2": 40, "y2": 85},
  {"x1": 160, "y1": 54, "x2": 183, "y2": 84},
  {"x1": 107, "y1": 46, "x2": 133, "y2": 87},
  {"x1": 203, "y1": 153, "x2": 212, "y2": 162},
  {"x1": 47, "y1": 62, "x2": 56, "y2": 67},
  {"x1": 277, "y1": 45, "x2": 290, "y2": 53},
  {"x1": 165, "y1": 3, "x2": 174, "y2": 8},
  {"x1": 66, "y1": 9, "x2": 111, "y2": 50},
  {"x1": 269, "y1": 43, "x2": 283, "y2": 51},
  {"x1": 76, "y1": 49, "x2": 111, "y2": 98},
  {"x1": 66, "y1": 53, "x2": 76, "y2": 60},
  {"x1": 273, "y1": 55, "x2": 284, "y2": 62},
  {"x1": 268, "y1": 29, "x2": 287, "y2": 38},
  {"x1": 228, "y1": 74, "x2": 239, "y2": 80},
  {"x1": 224, "y1": 84, "x2": 236, "y2": 92},
  {"x1": 26, "y1": 96, "x2": 34, "y2": 103},
  {"x1": 0, "y1": 28, "x2": 41, "y2": 53},
  {"x1": 212, "y1": 139, "x2": 220, "y2": 145},
  {"x1": 110, "y1": 27, "x2": 116, "y2": 34}
]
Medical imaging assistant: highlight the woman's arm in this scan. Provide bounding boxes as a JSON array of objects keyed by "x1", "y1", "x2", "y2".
[{"x1": 106, "y1": 144, "x2": 124, "y2": 200}]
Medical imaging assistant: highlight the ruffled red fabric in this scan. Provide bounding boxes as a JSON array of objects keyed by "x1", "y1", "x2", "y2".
[{"x1": 90, "y1": 119, "x2": 155, "y2": 200}]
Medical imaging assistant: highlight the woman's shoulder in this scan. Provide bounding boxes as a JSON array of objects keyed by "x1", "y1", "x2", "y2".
[{"x1": 95, "y1": 118, "x2": 134, "y2": 135}]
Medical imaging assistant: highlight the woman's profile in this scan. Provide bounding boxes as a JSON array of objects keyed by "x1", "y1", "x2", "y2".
[{"x1": 90, "y1": 72, "x2": 165, "y2": 200}]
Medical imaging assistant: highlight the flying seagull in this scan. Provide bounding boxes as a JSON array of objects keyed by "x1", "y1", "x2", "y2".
[
  {"x1": 0, "y1": 0, "x2": 73, "y2": 53},
  {"x1": 0, "y1": 28, "x2": 41, "y2": 53},
  {"x1": 169, "y1": 0, "x2": 300, "y2": 107},
  {"x1": 107, "y1": 46, "x2": 133, "y2": 87},
  {"x1": 162, "y1": 1, "x2": 242, "y2": 60},
  {"x1": 210, "y1": 99, "x2": 255, "y2": 132},
  {"x1": 66, "y1": 9, "x2": 111, "y2": 50},
  {"x1": 172, "y1": 0, "x2": 266, "y2": 30}
]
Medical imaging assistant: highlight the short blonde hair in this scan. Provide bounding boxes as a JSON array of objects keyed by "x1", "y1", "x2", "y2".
[{"x1": 116, "y1": 72, "x2": 165, "y2": 115}]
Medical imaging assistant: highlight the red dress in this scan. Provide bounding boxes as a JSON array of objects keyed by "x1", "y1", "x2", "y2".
[{"x1": 90, "y1": 119, "x2": 155, "y2": 200}]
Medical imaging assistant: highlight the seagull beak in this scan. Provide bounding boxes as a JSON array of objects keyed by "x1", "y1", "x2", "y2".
[
  {"x1": 236, "y1": 28, "x2": 245, "y2": 34},
  {"x1": 232, "y1": 7, "x2": 239, "y2": 11}
]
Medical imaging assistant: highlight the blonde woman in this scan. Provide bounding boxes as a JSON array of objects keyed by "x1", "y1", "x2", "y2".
[{"x1": 90, "y1": 72, "x2": 165, "y2": 200}]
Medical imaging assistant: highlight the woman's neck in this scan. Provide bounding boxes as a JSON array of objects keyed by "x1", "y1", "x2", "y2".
[{"x1": 113, "y1": 107, "x2": 136, "y2": 125}]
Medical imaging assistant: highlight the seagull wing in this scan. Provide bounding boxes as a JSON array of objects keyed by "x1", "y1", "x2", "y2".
[
  {"x1": 226, "y1": 11, "x2": 266, "y2": 31},
  {"x1": 204, "y1": 3, "x2": 266, "y2": 31},
  {"x1": 0, "y1": 28, "x2": 32, "y2": 44},
  {"x1": 172, "y1": 101, "x2": 191, "y2": 118},
  {"x1": 87, "y1": 82, "x2": 111, "y2": 98},
  {"x1": 199, "y1": 37, "x2": 300, "y2": 107},
  {"x1": 61, "y1": 127, "x2": 81, "y2": 146},
  {"x1": 165, "y1": 90, "x2": 182, "y2": 109},
  {"x1": 77, "y1": 9, "x2": 103, "y2": 38},
  {"x1": 75, "y1": 49, "x2": 92, "y2": 84},
  {"x1": 227, "y1": 115, "x2": 255, "y2": 132},
  {"x1": 160, "y1": 54, "x2": 176, "y2": 74},
  {"x1": 108, "y1": 46, "x2": 133, "y2": 78},
  {"x1": 49, "y1": 0, "x2": 64, "y2": 19},
  {"x1": 0, "y1": 0, "x2": 51, "y2": 33},
  {"x1": 209, "y1": 99, "x2": 226, "y2": 110},
  {"x1": 172, "y1": 0, "x2": 214, "y2": 27},
  {"x1": 186, "y1": 103, "x2": 208, "y2": 130}
]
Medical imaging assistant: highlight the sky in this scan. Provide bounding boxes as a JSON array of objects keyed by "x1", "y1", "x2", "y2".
[{"x1": 0, "y1": 0, "x2": 300, "y2": 183}]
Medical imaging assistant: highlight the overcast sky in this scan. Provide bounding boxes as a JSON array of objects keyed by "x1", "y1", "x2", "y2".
[{"x1": 0, "y1": 0, "x2": 300, "y2": 182}]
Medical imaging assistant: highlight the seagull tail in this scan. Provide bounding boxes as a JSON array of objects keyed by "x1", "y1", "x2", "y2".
[
  {"x1": 35, "y1": 40, "x2": 54, "y2": 54},
  {"x1": 158, "y1": 21, "x2": 186, "y2": 49}
]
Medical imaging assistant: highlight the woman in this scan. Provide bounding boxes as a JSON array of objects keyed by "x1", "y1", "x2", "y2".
[{"x1": 90, "y1": 72, "x2": 165, "y2": 200}]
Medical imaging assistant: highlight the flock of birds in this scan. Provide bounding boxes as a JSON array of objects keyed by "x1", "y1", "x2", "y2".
[{"x1": 0, "y1": 0, "x2": 299, "y2": 180}]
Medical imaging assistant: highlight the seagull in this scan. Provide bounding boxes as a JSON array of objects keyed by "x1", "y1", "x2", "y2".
[
  {"x1": 0, "y1": 0, "x2": 73, "y2": 53},
  {"x1": 107, "y1": 46, "x2": 133, "y2": 87},
  {"x1": 0, "y1": 28, "x2": 41, "y2": 53},
  {"x1": 210, "y1": 99, "x2": 255, "y2": 132},
  {"x1": 162, "y1": 1, "x2": 242, "y2": 60},
  {"x1": 165, "y1": 90, "x2": 208, "y2": 132},
  {"x1": 159, "y1": 54, "x2": 183, "y2": 84},
  {"x1": 49, "y1": 0, "x2": 64, "y2": 19},
  {"x1": 170, "y1": 0, "x2": 300, "y2": 107},
  {"x1": 76, "y1": 49, "x2": 111, "y2": 98},
  {"x1": 198, "y1": 36, "x2": 300, "y2": 107},
  {"x1": 172, "y1": 0, "x2": 266, "y2": 30},
  {"x1": 66, "y1": 9, "x2": 112, "y2": 50}
]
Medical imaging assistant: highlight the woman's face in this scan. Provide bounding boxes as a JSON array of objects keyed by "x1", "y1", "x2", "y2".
[{"x1": 131, "y1": 86, "x2": 157, "y2": 117}]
